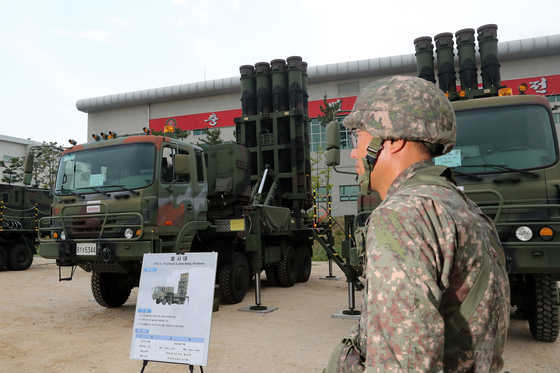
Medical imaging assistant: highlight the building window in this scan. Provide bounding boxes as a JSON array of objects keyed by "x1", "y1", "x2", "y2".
[
  {"x1": 193, "y1": 129, "x2": 205, "y2": 136},
  {"x1": 310, "y1": 119, "x2": 326, "y2": 151},
  {"x1": 337, "y1": 81, "x2": 360, "y2": 96},
  {"x1": 340, "y1": 185, "x2": 359, "y2": 201},
  {"x1": 3, "y1": 155, "x2": 15, "y2": 162},
  {"x1": 549, "y1": 94, "x2": 560, "y2": 124},
  {"x1": 313, "y1": 187, "x2": 328, "y2": 202}
]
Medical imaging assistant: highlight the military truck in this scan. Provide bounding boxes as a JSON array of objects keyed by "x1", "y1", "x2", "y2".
[
  {"x1": 34, "y1": 56, "x2": 314, "y2": 309},
  {"x1": 0, "y1": 184, "x2": 51, "y2": 271},
  {"x1": 415, "y1": 24, "x2": 560, "y2": 343},
  {"x1": 326, "y1": 24, "x2": 560, "y2": 342},
  {"x1": 152, "y1": 272, "x2": 190, "y2": 305}
]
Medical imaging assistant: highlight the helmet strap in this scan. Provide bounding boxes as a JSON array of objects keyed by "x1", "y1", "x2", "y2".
[{"x1": 365, "y1": 137, "x2": 384, "y2": 165}]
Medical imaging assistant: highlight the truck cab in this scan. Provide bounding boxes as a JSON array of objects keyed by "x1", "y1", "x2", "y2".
[{"x1": 448, "y1": 94, "x2": 560, "y2": 342}]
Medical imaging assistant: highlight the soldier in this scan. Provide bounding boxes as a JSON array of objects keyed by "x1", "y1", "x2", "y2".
[{"x1": 325, "y1": 76, "x2": 510, "y2": 372}]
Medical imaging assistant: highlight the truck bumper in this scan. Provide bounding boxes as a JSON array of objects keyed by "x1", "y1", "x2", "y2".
[
  {"x1": 505, "y1": 245, "x2": 560, "y2": 274},
  {"x1": 40, "y1": 239, "x2": 156, "y2": 262}
]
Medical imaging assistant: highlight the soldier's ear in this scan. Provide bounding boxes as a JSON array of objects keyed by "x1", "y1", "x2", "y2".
[{"x1": 385, "y1": 139, "x2": 406, "y2": 154}]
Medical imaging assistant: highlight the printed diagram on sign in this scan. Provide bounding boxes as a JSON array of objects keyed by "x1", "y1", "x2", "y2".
[{"x1": 152, "y1": 272, "x2": 190, "y2": 306}]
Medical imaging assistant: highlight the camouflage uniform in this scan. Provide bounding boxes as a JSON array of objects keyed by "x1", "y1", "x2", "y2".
[
  {"x1": 354, "y1": 160, "x2": 510, "y2": 372},
  {"x1": 327, "y1": 76, "x2": 510, "y2": 372}
]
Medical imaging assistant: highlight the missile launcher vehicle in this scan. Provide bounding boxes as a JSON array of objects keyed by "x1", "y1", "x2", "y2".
[
  {"x1": 35, "y1": 56, "x2": 314, "y2": 309},
  {"x1": 152, "y1": 272, "x2": 190, "y2": 306},
  {"x1": 326, "y1": 25, "x2": 560, "y2": 342}
]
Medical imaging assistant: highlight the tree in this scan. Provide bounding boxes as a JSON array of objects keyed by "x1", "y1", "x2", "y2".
[
  {"x1": 196, "y1": 127, "x2": 223, "y2": 147},
  {"x1": 32, "y1": 142, "x2": 63, "y2": 189},
  {"x1": 316, "y1": 95, "x2": 342, "y2": 127},
  {"x1": 310, "y1": 145, "x2": 333, "y2": 201},
  {"x1": 311, "y1": 95, "x2": 340, "y2": 200},
  {"x1": 152, "y1": 123, "x2": 191, "y2": 140},
  {"x1": 0, "y1": 156, "x2": 23, "y2": 185}
]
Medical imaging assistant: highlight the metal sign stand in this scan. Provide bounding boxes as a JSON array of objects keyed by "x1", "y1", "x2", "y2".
[{"x1": 140, "y1": 360, "x2": 204, "y2": 372}]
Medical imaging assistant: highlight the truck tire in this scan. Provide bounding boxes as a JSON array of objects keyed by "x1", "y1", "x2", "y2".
[
  {"x1": 529, "y1": 275, "x2": 559, "y2": 342},
  {"x1": 265, "y1": 265, "x2": 280, "y2": 286},
  {"x1": 278, "y1": 245, "x2": 298, "y2": 287},
  {"x1": 296, "y1": 245, "x2": 312, "y2": 283},
  {"x1": 219, "y1": 252, "x2": 249, "y2": 304},
  {"x1": 91, "y1": 272, "x2": 132, "y2": 308},
  {"x1": 7, "y1": 243, "x2": 33, "y2": 271},
  {"x1": 0, "y1": 246, "x2": 7, "y2": 270}
]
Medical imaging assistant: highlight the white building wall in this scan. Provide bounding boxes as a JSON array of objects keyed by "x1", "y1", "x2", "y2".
[
  {"x1": 500, "y1": 55, "x2": 560, "y2": 81},
  {"x1": 149, "y1": 92, "x2": 239, "y2": 119},
  {"x1": 88, "y1": 105, "x2": 149, "y2": 138},
  {"x1": 78, "y1": 44, "x2": 560, "y2": 217},
  {"x1": 0, "y1": 135, "x2": 42, "y2": 185}
]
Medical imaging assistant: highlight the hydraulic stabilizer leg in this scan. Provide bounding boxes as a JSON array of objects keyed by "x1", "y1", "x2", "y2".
[
  {"x1": 250, "y1": 273, "x2": 267, "y2": 311},
  {"x1": 343, "y1": 282, "x2": 360, "y2": 316}
]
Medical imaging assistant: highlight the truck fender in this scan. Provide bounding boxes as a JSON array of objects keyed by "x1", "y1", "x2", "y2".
[{"x1": 174, "y1": 221, "x2": 211, "y2": 252}]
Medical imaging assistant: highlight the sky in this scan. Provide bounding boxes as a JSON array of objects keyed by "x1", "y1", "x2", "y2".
[{"x1": 0, "y1": 0, "x2": 558, "y2": 145}]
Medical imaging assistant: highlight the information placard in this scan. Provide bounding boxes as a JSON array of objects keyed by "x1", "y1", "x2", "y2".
[{"x1": 130, "y1": 252, "x2": 217, "y2": 366}]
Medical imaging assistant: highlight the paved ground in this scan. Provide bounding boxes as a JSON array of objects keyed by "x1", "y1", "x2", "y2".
[{"x1": 0, "y1": 257, "x2": 557, "y2": 372}]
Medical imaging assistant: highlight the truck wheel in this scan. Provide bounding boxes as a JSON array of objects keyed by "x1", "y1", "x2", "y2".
[
  {"x1": 0, "y1": 246, "x2": 7, "y2": 270},
  {"x1": 296, "y1": 245, "x2": 312, "y2": 283},
  {"x1": 219, "y1": 252, "x2": 249, "y2": 304},
  {"x1": 91, "y1": 272, "x2": 132, "y2": 308},
  {"x1": 7, "y1": 243, "x2": 33, "y2": 271},
  {"x1": 529, "y1": 275, "x2": 559, "y2": 342},
  {"x1": 265, "y1": 265, "x2": 280, "y2": 286},
  {"x1": 278, "y1": 245, "x2": 298, "y2": 287}
]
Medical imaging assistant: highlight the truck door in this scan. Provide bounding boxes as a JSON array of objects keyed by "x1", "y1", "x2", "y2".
[{"x1": 158, "y1": 145, "x2": 194, "y2": 236}]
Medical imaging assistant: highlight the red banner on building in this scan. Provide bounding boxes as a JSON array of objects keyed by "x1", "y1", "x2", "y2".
[{"x1": 149, "y1": 74, "x2": 559, "y2": 132}]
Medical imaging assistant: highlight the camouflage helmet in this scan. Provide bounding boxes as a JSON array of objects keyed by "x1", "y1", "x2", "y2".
[{"x1": 343, "y1": 75, "x2": 456, "y2": 156}]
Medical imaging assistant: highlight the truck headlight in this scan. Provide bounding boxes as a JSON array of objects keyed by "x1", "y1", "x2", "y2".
[
  {"x1": 515, "y1": 226, "x2": 533, "y2": 242},
  {"x1": 60, "y1": 231, "x2": 66, "y2": 240},
  {"x1": 124, "y1": 228, "x2": 134, "y2": 239}
]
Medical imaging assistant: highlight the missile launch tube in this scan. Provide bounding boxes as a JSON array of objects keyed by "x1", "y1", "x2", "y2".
[
  {"x1": 434, "y1": 32, "x2": 457, "y2": 93},
  {"x1": 477, "y1": 24, "x2": 501, "y2": 88},
  {"x1": 455, "y1": 28, "x2": 478, "y2": 90},
  {"x1": 413, "y1": 36, "x2": 436, "y2": 83}
]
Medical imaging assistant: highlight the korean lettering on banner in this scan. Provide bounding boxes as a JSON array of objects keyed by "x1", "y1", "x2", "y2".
[
  {"x1": 529, "y1": 78, "x2": 548, "y2": 94},
  {"x1": 204, "y1": 113, "x2": 219, "y2": 127}
]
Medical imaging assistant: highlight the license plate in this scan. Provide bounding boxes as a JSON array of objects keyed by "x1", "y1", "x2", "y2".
[{"x1": 76, "y1": 243, "x2": 97, "y2": 255}]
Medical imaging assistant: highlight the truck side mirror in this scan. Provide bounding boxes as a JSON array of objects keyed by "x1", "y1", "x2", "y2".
[
  {"x1": 174, "y1": 154, "x2": 191, "y2": 175},
  {"x1": 325, "y1": 121, "x2": 340, "y2": 166},
  {"x1": 23, "y1": 154, "x2": 34, "y2": 186}
]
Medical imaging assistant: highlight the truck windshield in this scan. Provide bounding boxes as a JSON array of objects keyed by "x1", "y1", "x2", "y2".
[
  {"x1": 55, "y1": 143, "x2": 156, "y2": 194},
  {"x1": 441, "y1": 104, "x2": 557, "y2": 173}
]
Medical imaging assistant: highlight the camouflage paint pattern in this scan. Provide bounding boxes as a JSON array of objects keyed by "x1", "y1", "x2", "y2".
[
  {"x1": 347, "y1": 161, "x2": 509, "y2": 372},
  {"x1": 343, "y1": 76, "x2": 456, "y2": 156},
  {"x1": 39, "y1": 135, "x2": 211, "y2": 263}
]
